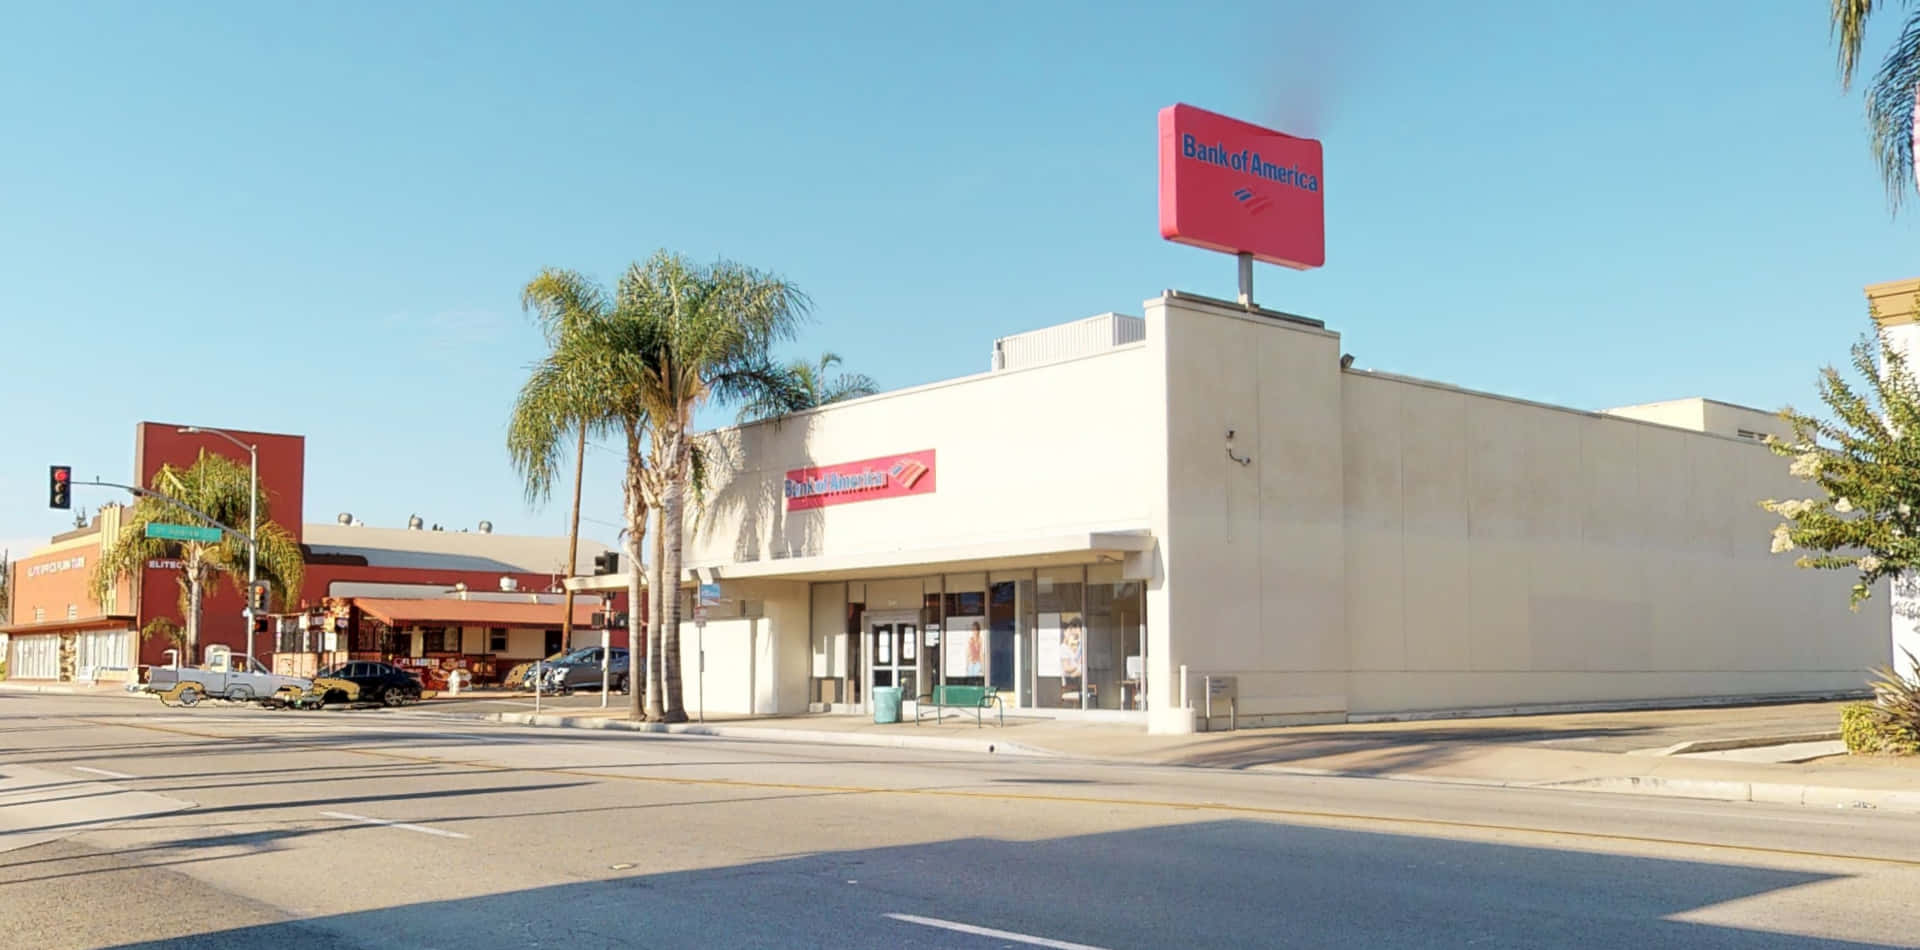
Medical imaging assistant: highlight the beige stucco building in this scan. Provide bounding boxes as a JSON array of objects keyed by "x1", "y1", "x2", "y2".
[{"x1": 612, "y1": 290, "x2": 1885, "y2": 734}]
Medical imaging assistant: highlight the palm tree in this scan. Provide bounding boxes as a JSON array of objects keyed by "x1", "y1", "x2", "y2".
[
  {"x1": 510, "y1": 269, "x2": 661, "y2": 721},
  {"x1": 736, "y1": 352, "x2": 879, "y2": 424},
  {"x1": 1833, "y1": 2, "x2": 1920, "y2": 211},
  {"x1": 90, "y1": 451, "x2": 304, "y2": 661},
  {"x1": 620, "y1": 250, "x2": 810, "y2": 722}
]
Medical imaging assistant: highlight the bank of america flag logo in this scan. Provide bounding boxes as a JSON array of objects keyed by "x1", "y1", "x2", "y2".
[
  {"x1": 889, "y1": 459, "x2": 930, "y2": 489},
  {"x1": 1233, "y1": 187, "x2": 1272, "y2": 216}
]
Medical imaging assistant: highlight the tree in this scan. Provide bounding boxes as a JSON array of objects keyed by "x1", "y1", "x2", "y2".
[
  {"x1": 510, "y1": 269, "x2": 658, "y2": 720},
  {"x1": 1831, "y1": 1, "x2": 1920, "y2": 211},
  {"x1": 1761, "y1": 307, "x2": 1920, "y2": 607},
  {"x1": 90, "y1": 452, "x2": 304, "y2": 660},
  {"x1": 621, "y1": 250, "x2": 810, "y2": 722},
  {"x1": 1, "y1": 549, "x2": 10, "y2": 623},
  {"x1": 736, "y1": 352, "x2": 879, "y2": 424}
]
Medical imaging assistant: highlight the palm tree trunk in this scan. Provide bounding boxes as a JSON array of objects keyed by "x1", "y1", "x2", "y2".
[
  {"x1": 647, "y1": 507, "x2": 667, "y2": 720},
  {"x1": 185, "y1": 564, "x2": 204, "y2": 664},
  {"x1": 561, "y1": 427, "x2": 586, "y2": 653},
  {"x1": 623, "y1": 433, "x2": 649, "y2": 722},
  {"x1": 660, "y1": 426, "x2": 689, "y2": 723}
]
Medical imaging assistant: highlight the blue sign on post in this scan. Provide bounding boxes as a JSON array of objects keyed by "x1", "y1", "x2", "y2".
[
  {"x1": 145, "y1": 522, "x2": 223, "y2": 543},
  {"x1": 698, "y1": 583, "x2": 722, "y2": 607}
]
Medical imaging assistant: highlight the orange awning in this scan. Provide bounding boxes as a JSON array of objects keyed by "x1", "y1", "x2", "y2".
[{"x1": 350, "y1": 598, "x2": 599, "y2": 628}]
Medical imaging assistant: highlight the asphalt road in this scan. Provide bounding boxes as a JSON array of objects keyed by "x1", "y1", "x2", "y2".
[{"x1": 4, "y1": 692, "x2": 1920, "y2": 949}]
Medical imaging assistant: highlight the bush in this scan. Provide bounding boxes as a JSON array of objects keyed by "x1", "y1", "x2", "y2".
[
  {"x1": 1842, "y1": 648, "x2": 1920, "y2": 755},
  {"x1": 1844, "y1": 703, "x2": 1892, "y2": 753}
]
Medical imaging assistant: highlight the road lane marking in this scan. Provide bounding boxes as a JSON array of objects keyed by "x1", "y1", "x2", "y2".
[
  {"x1": 886, "y1": 913, "x2": 1109, "y2": 950},
  {"x1": 319, "y1": 811, "x2": 469, "y2": 839},
  {"x1": 72, "y1": 766, "x2": 134, "y2": 779},
  {"x1": 83, "y1": 716, "x2": 1920, "y2": 870}
]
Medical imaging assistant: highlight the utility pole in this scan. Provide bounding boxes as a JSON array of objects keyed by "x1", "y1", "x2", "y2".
[{"x1": 561, "y1": 427, "x2": 586, "y2": 652}]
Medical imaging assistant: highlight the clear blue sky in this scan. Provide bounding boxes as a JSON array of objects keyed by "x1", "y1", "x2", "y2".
[{"x1": 2, "y1": 0, "x2": 1914, "y2": 556}]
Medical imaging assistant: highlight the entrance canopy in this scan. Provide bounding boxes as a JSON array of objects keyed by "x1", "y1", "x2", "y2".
[
  {"x1": 563, "y1": 531, "x2": 1155, "y2": 591},
  {"x1": 351, "y1": 598, "x2": 596, "y2": 628}
]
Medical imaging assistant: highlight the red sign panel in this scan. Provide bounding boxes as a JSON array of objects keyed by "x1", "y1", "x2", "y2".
[
  {"x1": 785, "y1": 450, "x2": 936, "y2": 511},
  {"x1": 1158, "y1": 103, "x2": 1325, "y2": 270}
]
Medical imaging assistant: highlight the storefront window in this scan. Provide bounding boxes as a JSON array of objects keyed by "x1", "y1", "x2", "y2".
[
  {"x1": 1033, "y1": 568, "x2": 1086, "y2": 709},
  {"x1": 991, "y1": 571, "x2": 1038, "y2": 705},
  {"x1": 941, "y1": 574, "x2": 987, "y2": 688},
  {"x1": 1084, "y1": 564, "x2": 1146, "y2": 710}
]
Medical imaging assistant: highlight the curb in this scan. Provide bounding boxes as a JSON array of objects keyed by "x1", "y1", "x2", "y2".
[
  {"x1": 473, "y1": 711, "x2": 1060, "y2": 758},
  {"x1": 1537, "y1": 774, "x2": 1920, "y2": 812},
  {"x1": 1628, "y1": 732, "x2": 1844, "y2": 757},
  {"x1": 0, "y1": 682, "x2": 134, "y2": 696}
]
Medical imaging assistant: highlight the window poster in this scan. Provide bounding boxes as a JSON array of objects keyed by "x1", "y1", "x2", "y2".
[
  {"x1": 1038, "y1": 613, "x2": 1084, "y2": 681},
  {"x1": 944, "y1": 616, "x2": 986, "y2": 677},
  {"x1": 1037, "y1": 613, "x2": 1062, "y2": 678},
  {"x1": 1057, "y1": 612, "x2": 1085, "y2": 683},
  {"x1": 876, "y1": 629, "x2": 892, "y2": 664},
  {"x1": 902, "y1": 625, "x2": 916, "y2": 662}
]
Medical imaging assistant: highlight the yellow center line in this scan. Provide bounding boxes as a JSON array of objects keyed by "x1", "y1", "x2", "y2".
[{"x1": 72, "y1": 716, "x2": 1920, "y2": 870}]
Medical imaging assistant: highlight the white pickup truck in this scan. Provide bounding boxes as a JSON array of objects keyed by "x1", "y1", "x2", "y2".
[{"x1": 136, "y1": 647, "x2": 316, "y2": 708}]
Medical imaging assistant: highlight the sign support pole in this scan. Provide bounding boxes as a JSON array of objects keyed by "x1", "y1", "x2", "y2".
[{"x1": 1237, "y1": 252, "x2": 1254, "y2": 308}]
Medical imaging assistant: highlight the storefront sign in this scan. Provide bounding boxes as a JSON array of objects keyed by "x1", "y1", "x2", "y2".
[
  {"x1": 26, "y1": 555, "x2": 86, "y2": 578},
  {"x1": 1158, "y1": 103, "x2": 1324, "y2": 270},
  {"x1": 784, "y1": 450, "x2": 936, "y2": 511},
  {"x1": 146, "y1": 559, "x2": 184, "y2": 571}
]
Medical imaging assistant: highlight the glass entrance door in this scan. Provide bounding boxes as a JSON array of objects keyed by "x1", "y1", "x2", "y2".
[{"x1": 868, "y1": 616, "x2": 920, "y2": 702}]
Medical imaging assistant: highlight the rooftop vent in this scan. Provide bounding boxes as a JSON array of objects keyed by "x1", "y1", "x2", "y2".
[
  {"x1": 478, "y1": 520, "x2": 493, "y2": 534},
  {"x1": 337, "y1": 512, "x2": 352, "y2": 525},
  {"x1": 407, "y1": 515, "x2": 424, "y2": 530}
]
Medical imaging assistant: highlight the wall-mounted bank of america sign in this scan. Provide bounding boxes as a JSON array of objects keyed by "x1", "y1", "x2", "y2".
[{"x1": 784, "y1": 450, "x2": 936, "y2": 511}]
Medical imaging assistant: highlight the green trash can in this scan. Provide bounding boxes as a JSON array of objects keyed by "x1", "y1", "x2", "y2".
[{"x1": 872, "y1": 686, "x2": 903, "y2": 724}]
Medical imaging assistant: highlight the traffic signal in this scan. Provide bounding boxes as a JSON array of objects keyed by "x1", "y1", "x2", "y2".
[
  {"x1": 49, "y1": 466, "x2": 71, "y2": 509},
  {"x1": 248, "y1": 580, "x2": 270, "y2": 612},
  {"x1": 593, "y1": 551, "x2": 620, "y2": 575}
]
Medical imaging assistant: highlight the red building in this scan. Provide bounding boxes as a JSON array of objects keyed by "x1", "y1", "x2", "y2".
[{"x1": 4, "y1": 421, "x2": 629, "y2": 682}]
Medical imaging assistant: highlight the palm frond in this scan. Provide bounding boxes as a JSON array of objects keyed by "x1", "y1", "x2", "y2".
[
  {"x1": 1836, "y1": 0, "x2": 1882, "y2": 88},
  {"x1": 1865, "y1": 9, "x2": 1920, "y2": 211}
]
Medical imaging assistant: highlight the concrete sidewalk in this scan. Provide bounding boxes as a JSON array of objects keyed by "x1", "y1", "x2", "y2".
[{"x1": 427, "y1": 700, "x2": 1920, "y2": 814}]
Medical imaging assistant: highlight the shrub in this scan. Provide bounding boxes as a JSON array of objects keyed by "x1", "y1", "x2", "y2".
[
  {"x1": 1842, "y1": 703, "x2": 1893, "y2": 753},
  {"x1": 1842, "y1": 654, "x2": 1920, "y2": 755}
]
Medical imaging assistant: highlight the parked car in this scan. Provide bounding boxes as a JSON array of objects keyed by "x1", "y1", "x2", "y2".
[
  {"x1": 522, "y1": 647, "x2": 632, "y2": 694},
  {"x1": 312, "y1": 661, "x2": 423, "y2": 707},
  {"x1": 139, "y1": 648, "x2": 314, "y2": 708}
]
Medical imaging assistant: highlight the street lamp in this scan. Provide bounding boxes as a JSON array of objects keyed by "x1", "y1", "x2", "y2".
[{"x1": 179, "y1": 426, "x2": 259, "y2": 668}]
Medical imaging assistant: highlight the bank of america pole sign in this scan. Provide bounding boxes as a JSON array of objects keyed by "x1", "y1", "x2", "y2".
[{"x1": 1158, "y1": 103, "x2": 1325, "y2": 290}]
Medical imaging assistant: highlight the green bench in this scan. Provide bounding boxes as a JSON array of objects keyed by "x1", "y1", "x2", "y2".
[{"x1": 914, "y1": 684, "x2": 1003, "y2": 727}]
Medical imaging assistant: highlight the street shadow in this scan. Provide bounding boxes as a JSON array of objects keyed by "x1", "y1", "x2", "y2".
[
  {"x1": 86, "y1": 819, "x2": 1895, "y2": 949},
  {"x1": 1110, "y1": 723, "x2": 1672, "y2": 774},
  {"x1": 0, "y1": 780, "x2": 588, "y2": 839}
]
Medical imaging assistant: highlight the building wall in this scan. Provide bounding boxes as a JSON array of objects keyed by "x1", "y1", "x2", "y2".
[
  {"x1": 1864, "y1": 280, "x2": 1920, "y2": 680},
  {"x1": 130, "y1": 423, "x2": 307, "y2": 669},
  {"x1": 666, "y1": 578, "x2": 810, "y2": 715},
  {"x1": 1144, "y1": 295, "x2": 1349, "y2": 730},
  {"x1": 687, "y1": 345, "x2": 1157, "y2": 567},
  {"x1": 10, "y1": 535, "x2": 110, "y2": 628},
  {"x1": 1130, "y1": 293, "x2": 1885, "y2": 729},
  {"x1": 135, "y1": 423, "x2": 307, "y2": 545},
  {"x1": 1339, "y1": 371, "x2": 1881, "y2": 715},
  {"x1": 1601, "y1": 397, "x2": 1786, "y2": 443}
]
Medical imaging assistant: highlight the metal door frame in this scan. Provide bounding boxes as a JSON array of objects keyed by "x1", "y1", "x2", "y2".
[{"x1": 860, "y1": 610, "x2": 920, "y2": 714}]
